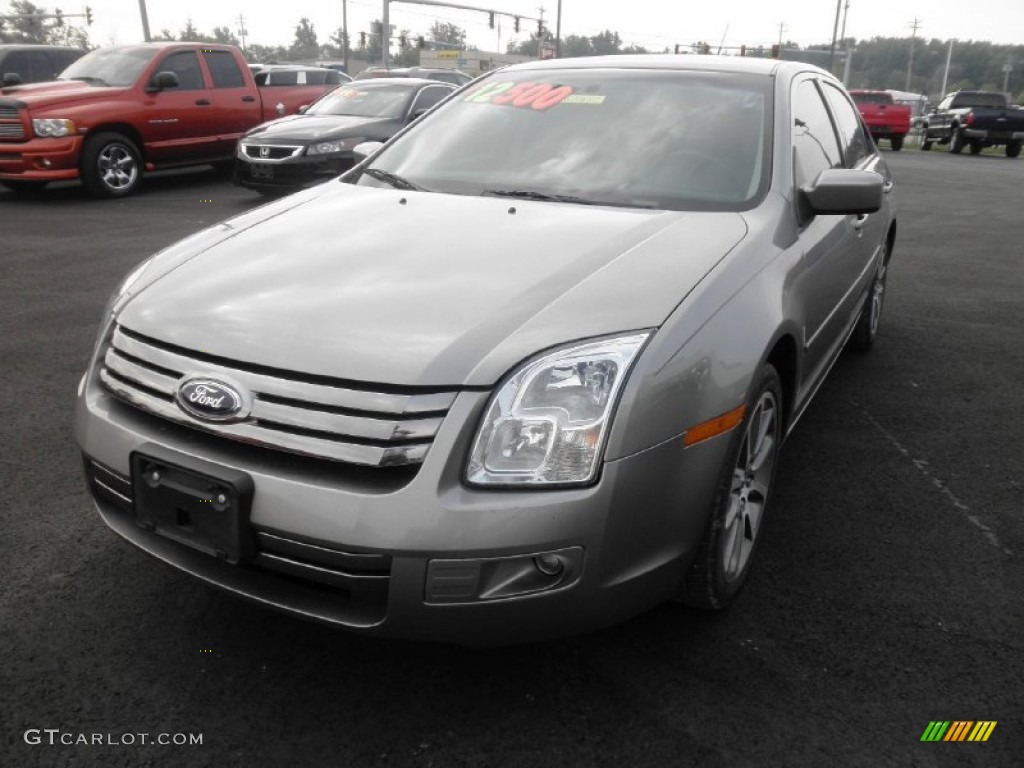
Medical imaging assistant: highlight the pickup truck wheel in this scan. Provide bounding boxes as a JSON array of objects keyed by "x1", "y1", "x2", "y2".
[
  {"x1": 969, "y1": 141, "x2": 983, "y2": 155},
  {"x1": 679, "y1": 365, "x2": 782, "y2": 610},
  {"x1": 849, "y1": 240, "x2": 890, "y2": 352},
  {"x1": 890, "y1": 135, "x2": 904, "y2": 151},
  {"x1": 921, "y1": 138, "x2": 933, "y2": 151},
  {"x1": 948, "y1": 129, "x2": 965, "y2": 154},
  {"x1": 1007, "y1": 141, "x2": 1022, "y2": 158},
  {"x1": 80, "y1": 132, "x2": 142, "y2": 198}
]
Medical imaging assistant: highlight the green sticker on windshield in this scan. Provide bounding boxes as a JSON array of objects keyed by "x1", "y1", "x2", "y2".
[{"x1": 562, "y1": 94, "x2": 606, "y2": 105}]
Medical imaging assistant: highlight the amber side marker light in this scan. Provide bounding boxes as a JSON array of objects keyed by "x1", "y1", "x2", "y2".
[{"x1": 683, "y1": 404, "x2": 747, "y2": 447}]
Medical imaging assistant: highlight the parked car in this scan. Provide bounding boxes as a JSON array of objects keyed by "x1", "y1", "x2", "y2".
[
  {"x1": 235, "y1": 78, "x2": 455, "y2": 194},
  {"x1": 921, "y1": 90, "x2": 1024, "y2": 156},
  {"x1": 0, "y1": 43, "x2": 340, "y2": 197},
  {"x1": 0, "y1": 44, "x2": 85, "y2": 86},
  {"x1": 356, "y1": 66, "x2": 472, "y2": 86},
  {"x1": 849, "y1": 89, "x2": 911, "y2": 151},
  {"x1": 75, "y1": 55, "x2": 896, "y2": 644}
]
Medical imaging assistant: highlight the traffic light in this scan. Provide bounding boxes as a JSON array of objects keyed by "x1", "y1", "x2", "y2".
[
  {"x1": 701, "y1": 41, "x2": 711, "y2": 55},
  {"x1": 360, "y1": 31, "x2": 366, "y2": 46},
  {"x1": 54, "y1": 8, "x2": 64, "y2": 27},
  {"x1": 740, "y1": 44, "x2": 746, "y2": 56},
  {"x1": 85, "y1": 5, "x2": 92, "y2": 25},
  {"x1": 770, "y1": 43, "x2": 781, "y2": 59},
  {"x1": 674, "y1": 44, "x2": 680, "y2": 54},
  {"x1": 488, "y1": 12, "x2": 494, "y2": 29},
  {"x1": 399, "y1": 33, "x2": 407, "y2": 49},
  {"x1": 417, "y1": 36, "x2": 425, "y2": 49},
  {"x1": 537, "y1": 19, "x2": 543, "y2": 36},
  {"x1": 514, "y1": 16, "x2": 520, "y2": 33}
]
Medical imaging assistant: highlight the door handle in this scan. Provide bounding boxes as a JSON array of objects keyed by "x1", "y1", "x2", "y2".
[
  {"x1": 241, "y1": 95, "x2": 256, "y2": 102},
  {"x1": 853, "y1": 214, "x2": 868, "y2": 231},
  {"x1": 194, "y1": 99, "x2": 211, "y2": 106},
  {"x1": 883, "y1": 181, "x2": 894, "y2": 194}
]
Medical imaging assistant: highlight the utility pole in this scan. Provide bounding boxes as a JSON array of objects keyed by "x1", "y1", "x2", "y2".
[
  {"x1": 1004, "y1": 62, "x2": 1014, "y2": 94},
  {"x1": 236, "y1": 14, "x2": 247, "y2": 54},
  {"x1": 382, "y1": 0, "x2": 389, "y2": 67},
  {"x1": 940, "y1": 39, "x2": 954, "y2": 96},
  {"x1": 828, "y1": 0, "x2": 842, "y2": 72},
  {"x1": 137, "y1": 0, "x2": 151, "y2": 42},
  {"x1": 778, "y1": 23, "x2": 785, "y2": 46},
  {"x1": 839, "y1": 0, "x2": 850, "y2": 46},
  {"x1": 342, "y1": 0, "x2": 349, "y2": 72},
  {"x1": 554, "y1": 0, "x2": 562, "y2": 58},
  {"x1": 905, "y1": 18, "x2": 921, "y2": 92}
]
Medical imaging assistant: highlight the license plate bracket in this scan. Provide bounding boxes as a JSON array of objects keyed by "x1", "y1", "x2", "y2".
[
  {"x1": 250, "y1": 162, "x2": 274, "y2": 180},
  {"x1": 131, "y1": 446, "x2": 255, "y2": 564}
]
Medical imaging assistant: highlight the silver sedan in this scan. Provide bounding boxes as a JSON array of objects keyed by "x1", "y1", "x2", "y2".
[{"x1": 75, "y1": 55, "x2": 895, "y2": 644}]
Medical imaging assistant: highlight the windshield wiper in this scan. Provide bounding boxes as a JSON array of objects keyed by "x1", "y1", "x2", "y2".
[
  {"x1": 362, "y1": 168, "x2": 426, "y2": 191},
  {"x1": 67, "y1": 76, "x2": 108, "y2": 85},
  {"x1": 481, "y1": 189, "x2": 656, "y2": 209}
]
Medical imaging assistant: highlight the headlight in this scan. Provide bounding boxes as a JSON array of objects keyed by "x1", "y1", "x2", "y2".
[
  {"x1": 32, "y1": 118, "x2": 76, "y2": 137},
  {"x1": 467, "y1": 333, "x2": 650, "y2": 487},
  {"x1": 306, "y1": 137, "x2": 366, "y2": 156}
]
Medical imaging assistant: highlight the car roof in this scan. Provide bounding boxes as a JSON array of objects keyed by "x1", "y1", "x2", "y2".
[
  {"x1": 500, "y1": 53, "x2": 830, "y2": 80},
  {"x1": 0, "y1": 44, "x2": 86, "y2": 52}
]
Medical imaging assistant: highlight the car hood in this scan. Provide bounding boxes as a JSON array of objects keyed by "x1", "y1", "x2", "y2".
[
  {"x1": 245, "y1": 114, "x2": 399, "y2": 142},
  {"x1": 0, "y1": 80, "x2": 127, "y2": 108},
  {"x1": 118, "y1": 183, "x2": 748, "y2": 387}
]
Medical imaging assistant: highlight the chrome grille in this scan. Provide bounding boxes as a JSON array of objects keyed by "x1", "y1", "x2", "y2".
[
  {"x1": 242, "y1": 143, "x2": 303, "y2": 161},
  {"x1": 0, "y1": 123, "x2": 25, "y2": 139},
  {"x1": 100, "y1": 325, "x2": 458, "y2": 467},
  {"x1": 0, "y1": 106, "x2": 20, "y2": 119}
]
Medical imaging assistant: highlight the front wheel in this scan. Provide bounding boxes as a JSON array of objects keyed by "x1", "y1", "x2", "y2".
[
  {"x1": 1007, "y1": 140, "x2": 1022, "y2": 158},
  {"x1": 890, "y1": 134, "x2": 904, "y2": 151},
  {"x1": 679, "y1": 365, "x2": 783, "y2": 610},
  {"x1": 80, "y1": 132, "x2": 143, "y2": 198}
]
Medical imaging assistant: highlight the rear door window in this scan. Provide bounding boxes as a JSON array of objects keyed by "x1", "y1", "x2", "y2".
[{"x1": 202, "y1": 51, "x2": 246, "y2": 89}]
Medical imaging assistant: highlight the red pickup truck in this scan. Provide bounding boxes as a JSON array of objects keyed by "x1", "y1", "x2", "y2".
[
  {"x1": 848, "y1": 90, "x2": 912, "y2": 151},
  {"x1": 0, "y1": 43, "x2": 338, "y2": 197}
]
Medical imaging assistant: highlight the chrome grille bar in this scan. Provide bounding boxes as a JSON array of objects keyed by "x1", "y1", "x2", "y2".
[{"x1": 100, "y1": 325, "x2": 456, "y2": 467}]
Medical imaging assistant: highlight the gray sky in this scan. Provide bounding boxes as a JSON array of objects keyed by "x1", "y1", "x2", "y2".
[{"x1": 78, "y1": 1, "x2": 1024, "y2": 51}]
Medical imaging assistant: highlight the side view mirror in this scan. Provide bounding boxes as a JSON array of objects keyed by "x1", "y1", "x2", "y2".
[
  {"x1": 801, "y1": 169, "x2": 883, "y2": 216},
  {"x1": 409, "y1": 107, "x2": 429, "y2": 121},
  {"x1": 352, "y1": 141, "x2": 384, "y2": 160},
  {"x1": 2, "y1": 72, "x2": 24, "y2": 86},
  {"x1": 147, "y1": 71, "x2": 179, "y2": 92},
  {"x1": 297, "y1": 104, "x2": 309, "y2": 114}
]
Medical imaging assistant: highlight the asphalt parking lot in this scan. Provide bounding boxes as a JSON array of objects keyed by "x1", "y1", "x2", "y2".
[{"x1": 2, "y1": 151, "x2": 1022, "y2": 767}]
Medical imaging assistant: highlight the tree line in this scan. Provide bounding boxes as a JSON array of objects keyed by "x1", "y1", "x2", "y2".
[{"x1": 2, "y1": 1, "x2": 1021, "y2": 99}]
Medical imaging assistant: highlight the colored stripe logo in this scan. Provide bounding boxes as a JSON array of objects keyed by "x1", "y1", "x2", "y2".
[{"x1": 920, "y1": 721, "x2": 997, "y2": 742}]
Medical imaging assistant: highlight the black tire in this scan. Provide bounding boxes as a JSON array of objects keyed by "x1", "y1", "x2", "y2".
[
  {"x1": 1007, "y1": 140, "x2": 1022, "y2": 158},
  {"x1": 849, "y1": 239, "x2": 890, "y2": 352},
  {"x1": 921, "y1": 138, "x2": 933, "y2": 151},
  {"x1": 79, "y1": 131, "x2": 143, "y2": 198},
  {"x1": 1, "y1": 179, "x2": 48, "y2": 194},
  {"x1": 949, "y1": 128, "x2": 965, "y2": 154},
  {"x1": 969, "y1": 140, "x2": 983, "y2": 155},
  {"x1": 890, "y1": 134, "x2": 904, "y2": 151},
  {"x1": 679, "y1": 365, "x2": 783, "y2": 610}
]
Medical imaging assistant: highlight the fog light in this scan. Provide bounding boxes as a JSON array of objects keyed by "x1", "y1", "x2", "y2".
[
  {"x1": 34, "y1": 157, "x2": 52, "y2": 168},
  {"x1": 534, "y1": 553, "x2": 563, "y2": 576}
]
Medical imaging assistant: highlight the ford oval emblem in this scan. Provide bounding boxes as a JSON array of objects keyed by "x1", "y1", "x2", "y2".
[{"x1": 176, "y1": 378, "x2": 247, "y2": 422}]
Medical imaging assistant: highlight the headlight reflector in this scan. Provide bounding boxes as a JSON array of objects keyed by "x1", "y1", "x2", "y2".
[
  {"x1": 467, "y1": 333, "x2": 650, "y2": 487},
  {"x1": 32, "y1": 118, "x2": 76, "y2": 137},
  {"x1": 306, "y1": 137, "x2": 365, "y2": 156}
]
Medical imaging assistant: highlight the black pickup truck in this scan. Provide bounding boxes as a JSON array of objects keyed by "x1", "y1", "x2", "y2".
[{"x1": 921, "y1": 90, "x2": 1024, "y2": 157}]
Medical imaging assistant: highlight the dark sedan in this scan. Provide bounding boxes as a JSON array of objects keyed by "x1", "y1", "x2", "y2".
[{"x1": 234, "y1": 78, "x2": 455, "y2": 193}]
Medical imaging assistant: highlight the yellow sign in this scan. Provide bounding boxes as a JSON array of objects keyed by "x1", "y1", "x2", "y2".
[{"x1": 436, "y1": 50, "x2": 460, "y2": 60}]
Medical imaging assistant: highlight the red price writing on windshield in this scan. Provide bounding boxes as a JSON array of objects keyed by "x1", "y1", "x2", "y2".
[{"x1": 464, "y1": 81, "x2": 574, "y2": 110}]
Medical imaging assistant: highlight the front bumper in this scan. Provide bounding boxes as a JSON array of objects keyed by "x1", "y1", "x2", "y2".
[
  {"x1": 233, "y1": 151, "x2": 356, "y2": 192},
  {"x1": 74, "y1": 355, "x2": 729, "y2": 645},
  {"x1": 962, "y1": 128, "x2": 1024, "y2": 142},
  {"x1": 0, "y1": 134, "x2": 83, "y2": 180}
]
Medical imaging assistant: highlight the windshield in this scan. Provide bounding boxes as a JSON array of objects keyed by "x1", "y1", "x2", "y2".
[
  {"x1": 951, "y1": 92, "x2": 1007, "y2": 109},
  {"x1": 354, "y1": 69, "x2": 772, "y2": 211},
  {"x1": 852, "y1": 92, "x2": 893, "y2": 105},
  {"x1": 59, "y1": 47, "x2": 157, "y2": 87},
  {"x1": 307, "y1": 84, "x2": 412, "y2": 118}
]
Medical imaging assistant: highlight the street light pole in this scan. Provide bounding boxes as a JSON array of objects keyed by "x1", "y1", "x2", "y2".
[
  {"x1": 555, "y1": 0, "x2": 562, "y2": 58},
  {"x1": 137, "y1": 0, "x2": 151, "y2": 42},
  {"x1": 343, "y1": 0, "x2": 349, "y2": 72},
  {"x1": 828, "y1": 0, "x2": 841, "y2": 72},
  {"x1": 382, "y1": 0, "x2": 390, "y2": 67}
]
